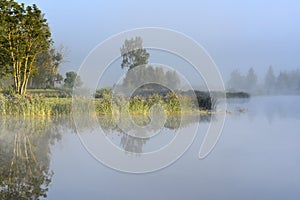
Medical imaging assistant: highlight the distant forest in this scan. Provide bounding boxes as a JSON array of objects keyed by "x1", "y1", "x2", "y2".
[{"x1": 227, "y1": 66, "x2": 300, "y2": 95}]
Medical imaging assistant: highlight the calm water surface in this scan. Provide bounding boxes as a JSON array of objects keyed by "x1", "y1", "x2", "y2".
[{"x1": 1, "y1": 96, "x2": 300, "y2": 200}]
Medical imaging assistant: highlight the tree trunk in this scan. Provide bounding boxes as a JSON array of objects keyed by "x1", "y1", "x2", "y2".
[{"x1": 13, "y1": 61, "x2": 22, "y2": 95}]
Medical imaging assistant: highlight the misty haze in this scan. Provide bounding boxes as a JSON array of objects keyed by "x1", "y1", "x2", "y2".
[{"x1": 1, "y1": 1, "x2": 300, "y2": 200}]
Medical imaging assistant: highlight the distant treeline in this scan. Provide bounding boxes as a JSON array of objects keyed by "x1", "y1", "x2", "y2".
[{"x1": 227, "y1": 66, "x2": 300, "y2": 95}]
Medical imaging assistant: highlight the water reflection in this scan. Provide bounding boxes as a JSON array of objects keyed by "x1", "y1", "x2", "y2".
[
  {"x1": 0, "y1": 117, "x2": 69, "y2": 199},
  {"x1": 1, "y1": 96, "x2": 298, "y2": 199},
  {"x1": 98, "y1": 114, "x2": 211, "y2": 154},
  {"x1": 93, "y1": 96, "x2": 300, "y2": 156},
  {"x1": 99, "y1": 114, "x2": 211, "y2": 132},
  {"x1": 0, "y1": 113, "x2": 211, "y2": 198}
]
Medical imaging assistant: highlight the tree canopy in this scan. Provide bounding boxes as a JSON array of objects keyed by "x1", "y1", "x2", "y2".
[
  {"x1": 120, "y1": 36, "x2": 149, "y2": 70},
  {"x1": 63, "y1": 71, "x2": 82, "y2": 89},
  {"x1": 0, "y1": 0, "x2": 52, "y2": 94},
  {"x1": 119, "y1": 37, "x2": 180, "y2": 92},
  {"x1": 30, "y1": 48, "x2": 64, "y2": 89}
]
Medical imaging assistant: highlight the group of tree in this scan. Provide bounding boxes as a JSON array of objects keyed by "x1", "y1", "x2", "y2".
[
  {"x1": 120, "y1": 36, "x2": 149, "y2": 70},
  {"x1": 122, "y1": 65, "x2": 180, "y2": 90},
  {"x1": 119, "y1": 36, "x2": 181, "y2": 92},
  {"x1": 227, "y1": 66, "x2": 300, "y2": 95},
  {"x1": 264, "y1": 66, "x2": 300, "y2": 94},
  {"x1": 0, "y1": 0, "x2": 83, "y2": 94},
  {"x1": 63, "y1": 71, "x2": 82, "y2": 88},
  {"x1": 227, "y1": 67, "x2": 258, "y2": 93},
  {"x1": 0, "y1": 0, "x2": 52, "y2": 94},
  {"x1": 29, "y1": 48, "x2": 64, "y2": 89}
]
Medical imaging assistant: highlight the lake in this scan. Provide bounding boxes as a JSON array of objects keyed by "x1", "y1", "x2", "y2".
[{"x1": 1, "y1": 96, "x2": 300, "y2": 200}]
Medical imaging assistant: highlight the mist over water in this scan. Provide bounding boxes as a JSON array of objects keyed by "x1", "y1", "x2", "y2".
[
  {"x1": 52, "y1": 96, "x2": 300, "y2": 199},
  {"x1": 1, "y1": 0, "x2": 300, "y2": 199},
  {"x1": 1, "y1": 96, "x2": 300, "y2": 199}
]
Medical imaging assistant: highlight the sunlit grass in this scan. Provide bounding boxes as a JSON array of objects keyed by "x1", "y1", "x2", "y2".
[
  {"x1": 0, "y1": 92, "x2": 213, "y2": 117},
  {"x1": 0, "y1": 94, "x2": 72, "y2": 116}
]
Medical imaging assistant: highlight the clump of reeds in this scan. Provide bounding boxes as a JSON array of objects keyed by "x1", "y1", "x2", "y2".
[
  {"x1": 0, "y1": 94, "x2": 72, "y2": 117},
  {"x1": 0, "y1": 90, "x2": 215, "y2": 117},
  {"x1": 94, "y1": 91, "x2": 214, "y2": 116}
]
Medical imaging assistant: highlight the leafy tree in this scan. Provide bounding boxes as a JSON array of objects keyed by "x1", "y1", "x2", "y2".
[
  {"x1": 95, "y1": 87, "x2": 112, "y2": 98},
  {"x1": 0, "y1": 0, "x2": 52, "y2": 94},
  {"x1": 120, "y1": 37, "x2": 149, "y2": 70},
  {"x1": 30, "y1": 48, "x2": 64, "y2": 88},
  {"x1": 0, "y1": 42, "x2": 11, "y2": 79},
  {"x1": 55, "y1": 73, "x2": 64, "y2": 85},
  {"x1": 64, "y1": 71, "x2": 82, "y2": 88},
  {"x1": 0, "y1": 68, "x2": 13, "y2": 90}
]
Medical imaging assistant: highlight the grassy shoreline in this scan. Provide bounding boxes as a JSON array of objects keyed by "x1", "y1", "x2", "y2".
[
  {"x1": 0, "y1": 93, "x2": 210, "y2": 117},
  {"x1": 0, "y1": 90, "x2": 249, "y2": 116},
  {"x1": 0, "y1": 94, "x2": 72, "y2": 116}
]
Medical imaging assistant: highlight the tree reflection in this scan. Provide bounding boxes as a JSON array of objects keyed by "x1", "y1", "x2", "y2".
[
  {"x1": 0, "y1": 113, "x2": 212, "y2": 198},
  {"x1": 120, "y1": 130, "x2": 147, "y2": 154},
  {"x1": 0, "y1": 117, "x2": 66, "y2": 200},
  {"x1": 98, "y1": 114, "x2": 211, "y2": 154}
]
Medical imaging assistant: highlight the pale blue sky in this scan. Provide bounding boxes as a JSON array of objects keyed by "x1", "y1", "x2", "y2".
[{"x1": 18, "y1": 0, "x2": 300, "y2": 83}]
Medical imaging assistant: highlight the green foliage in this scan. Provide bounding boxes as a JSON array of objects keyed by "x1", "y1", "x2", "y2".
[
  {"x1": 129, "y1": 96, "x2": 149, "y2": 115},
  {"x1": 120, "y1": 37, "x2": 149, "y2": 70},
  {"x1": 0, "y1": 88, "x2": 214, "y2": 116},
  {"x1": 27, "y1": 88, "x2": 72, "y2": 98},
  {"x1": 94, "y1": 87, "x2": 112, "y2": 98},
  {"x1": 95, "y1": 94, "x2": 112, "y2": 115},
  {"x1": 0, "y1": 0, "x2": 52, "y2": 94},
  {"x1": 164, "y1": 92, "x2": 181, "y2": 113},
  {"x1": 63, "y1": 71, "x2": 83, "y2": 89},
  {"x1": 30, "y1": 48, "x2": 64, "y2": 89},
  {"x1": 0, "y1": 94, "x2": 73, "y2": 116},
  {"x1": 0, "y1": 93, "x2": 7, "y2": 115},
  {"x1": 95, "y1": 90, "x2": 211, "y2": 116},
  {"x1": 0, "y1": 75, "x2": 12, "y2": 91}
]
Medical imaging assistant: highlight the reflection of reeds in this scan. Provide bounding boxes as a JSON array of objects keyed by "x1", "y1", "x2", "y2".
[{"x1": 97, "y1": 113, "x2": 209, "y2": 132}]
